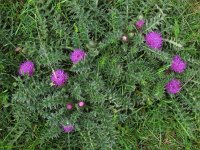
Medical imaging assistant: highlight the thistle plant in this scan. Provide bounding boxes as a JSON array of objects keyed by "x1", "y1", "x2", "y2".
[{"x1": 1, "y1": 0, "x2": 200, "y2": 149}]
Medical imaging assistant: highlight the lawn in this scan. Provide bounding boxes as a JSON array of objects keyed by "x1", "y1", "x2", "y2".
[{"x1": 0, "y1": 0, "x2": 200, "y2": 149}]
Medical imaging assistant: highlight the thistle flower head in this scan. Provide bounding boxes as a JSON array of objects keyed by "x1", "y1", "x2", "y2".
[
  {"x1": 62, "y1": 125, "x2": 74, "y2": 133},
  {"x1": 135, "y1": 19, "x2": 145, "y2": 29},
  {"x1": 51, "y1": 69, "x2": 68, "y2": 87},
  {"x1": 145, "y1": 31, "x2": 163, "y2": 50},
  {"x1": 165, "y1": 79, "x2": 181, "y2": 94},
  {"x1": 171, "y1": 55, "x2": 187, "y2": 73},
  {"x1": 70, "y1": 49, "x2": 86, "y2": 64},
  {"x1": 19, "y1": 60, "x2": 35, "y2": 77}
]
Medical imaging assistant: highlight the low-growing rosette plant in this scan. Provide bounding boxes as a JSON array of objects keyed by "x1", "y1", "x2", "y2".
[{"x1": 10, "y1": 3, "x2": 191, "y2": 149}]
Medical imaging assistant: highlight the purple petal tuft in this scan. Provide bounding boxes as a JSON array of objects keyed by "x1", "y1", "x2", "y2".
[
  {"x1": 145, "y1": 31, "x2": 163, "y2": 50},
  {"x1": 70, "y1": 49, "x2": 86, "y2": 64},
  {"x1": 62, "y1": 125, "x2": 74, "y2": 133},
  {"x1": 165, "y1": 79, "x2": 181, "y2": 94},
  {"x1": 171, "y1": 55, "x2": 187, "y2": 73},
  {"x1": 51, "y1": 69, "x2": 68, "y2": 87},
  {"x1": 19, "y1": 60, "x2": 35, "y2": 77}
]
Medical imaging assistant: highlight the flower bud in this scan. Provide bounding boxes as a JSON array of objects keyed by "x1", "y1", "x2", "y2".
[
  {"x1": 78, "y1": 101, "x2": 85, "y2": 107},
  {"x1": 121, "y1": 34, "x2": 128, "y2": 42},
  {"x1": 66, "y1": 103, "x2": 73, "y2": 110}
]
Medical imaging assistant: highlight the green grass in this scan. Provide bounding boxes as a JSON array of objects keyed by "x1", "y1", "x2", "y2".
[{"x1": 0, "y1": 0, "x2": 200, "y2": 149}]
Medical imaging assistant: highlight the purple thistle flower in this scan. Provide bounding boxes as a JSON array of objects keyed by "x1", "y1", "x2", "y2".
[
  {"x1": 171, "y1": 55, "x2": 187, "y2": 73},
  {"x1": 165, "y1": 79, "x2": 181, "y2": 94},
  {"x1": 70, "y1": 49, "x2": 86, "y2": 64},
  {"x1": 135, "y1": 19, "x2": 145, "y2": 29},
  {"x1": 62, "y1": 125, "x2": 74, "y2": 133},
  {"x1": 19, "y1": 60, "x2": 35, "y2": 77},
  {"x1": 145, "y1": 31, "x2": 163, "y2": 50},
  {"x1": 66, "y1": 103, "x2": 73, "y2": 110},
  {"x1": 51, "y1": 69, "x2": 68, "y2": 87},
  {"x1": 78, "y1": 101, "x2": 85, "y2": 107}
]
